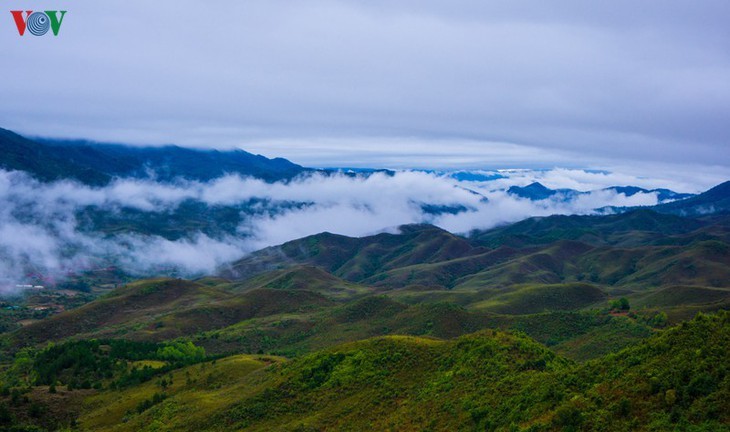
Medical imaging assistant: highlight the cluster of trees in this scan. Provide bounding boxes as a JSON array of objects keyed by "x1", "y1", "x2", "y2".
[
  {"x1": 609, "y1": 297, "x2": 631, "y2": 311},
  {"x1": 2, "y1": 339, "x2": 207, "y2": 393}
]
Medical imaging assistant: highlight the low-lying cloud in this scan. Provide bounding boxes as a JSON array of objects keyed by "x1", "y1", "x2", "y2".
[{"x1": 0, "y1": 168, "x2": 696, "y2": 293}]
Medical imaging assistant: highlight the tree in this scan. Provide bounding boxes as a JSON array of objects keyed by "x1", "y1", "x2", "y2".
[
  {"x1": 619, "y1": 297, "x2": 630, "y2": 311},
  {"x1": 610, "y1": 297, "x2": 631, "y2": 311}
]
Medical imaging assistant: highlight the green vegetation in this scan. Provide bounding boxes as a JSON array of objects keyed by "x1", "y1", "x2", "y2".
[
  {"x1": 2, "y1": 339, "x2": 207, "y2": 391},
  {"x1": 228, "y1": 211, "x2": 730, "y2": 294},
  {"x1": 0, "y1": 207, "x2": 728, "y2": 430},
  {"x1": 609, "y1": 297, "x2": 631, "y2": 311},
  {"x1": 64, "y1": 312, "x2": 728, "y2": 431}
]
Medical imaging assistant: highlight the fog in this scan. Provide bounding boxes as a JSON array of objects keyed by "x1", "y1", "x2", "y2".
[{"x1": 0, "y1": 168, "x2": 691, "y2": 293}]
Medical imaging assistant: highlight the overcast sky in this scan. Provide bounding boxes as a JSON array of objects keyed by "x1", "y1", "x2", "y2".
[{"x1": 1, "y1": 1, "x2": 729, "y2": 173}]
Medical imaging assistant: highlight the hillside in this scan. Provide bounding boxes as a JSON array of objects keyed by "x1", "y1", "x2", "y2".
[
  {"x1": 470, "y1": 209, "x2": 707, "y2": 248},
  {"x1": 0, "y1": 128, "x2": 110, "y2": 185},
  {"x1": 0, "y1": 127, "x2": 308, "y2": 184},
  {"x1": 64, "y1": 311, "x2": 729, "y2": 431},
  {"x1": 4, "y1": 207, "x2": 727, "y2": 360},
  {"x1": 653, "y1": 180, "x2": 730, "y2": 216},
  {"x1": 0, "y1": 178, "x2": 728, "y2": 430},
  {"x1": 9, "y1": 278, "x2": 335, "y2": 347},
  {"x1": 223, "y1": 224, "x2": 486, "y2": 283},
  {"x1": 0, "y1": 210, "x2": 727, "y2": 431},
  {"x1": 226, "y1": 211, "x2": 730, "y2": 295}
]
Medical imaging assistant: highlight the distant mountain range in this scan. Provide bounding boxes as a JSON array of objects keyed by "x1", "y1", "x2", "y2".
[
  {"x1": 507, "y1": 181, "x2": 694, "y2": 202},
  {"x1": 0, "y1": 128, "x2": 309, "y2": 184},
  {"x1": 1, "y1": 126, "x2": 724, "y2": 215}
]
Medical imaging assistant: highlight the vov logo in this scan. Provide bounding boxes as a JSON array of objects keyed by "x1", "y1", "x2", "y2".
[{"x1": 11, "y1": 10, "x2": 67, "y2": 36}]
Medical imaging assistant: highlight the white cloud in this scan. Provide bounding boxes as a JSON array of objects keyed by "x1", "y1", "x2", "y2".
[{"x1": 0, "y1": 167, "x2": 717, "y2": 293}]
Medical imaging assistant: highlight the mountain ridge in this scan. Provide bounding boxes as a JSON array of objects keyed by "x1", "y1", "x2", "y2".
[{"x1": 0, "y1": 127, "x2": 309, "y2": 184}]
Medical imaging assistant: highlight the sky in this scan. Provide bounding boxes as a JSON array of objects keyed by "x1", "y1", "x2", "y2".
[{"x1": 1, "y1": 0, "x2": 729, "y2": 172}]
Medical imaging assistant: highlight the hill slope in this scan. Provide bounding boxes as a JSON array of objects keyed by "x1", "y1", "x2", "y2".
[
  {"x1": 9, "y1": 278, "x2": 335, "y2": 346},
  {"x1": 0, "y1": 127, "x2": 308, "y2": 184},
  {"x1": 0, "y1": 128, "x2": 110, "y2": 185},
  {"x1": 226, "y1": 211, "x2": 730, "y2": 292},
  {"x1": 653, "y1": 180, "x2": 730, "y2": 216},
  {"x1": 223, "y1": 224, "x2": 486, "y2": 283},
  {"x1": 75, "y1": 311, "x2": 730, "y2": 431}
]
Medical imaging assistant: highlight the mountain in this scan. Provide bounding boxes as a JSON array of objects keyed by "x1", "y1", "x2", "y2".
[
  {"x1": 0, "y1": 127, "x2": 309, "y2": 184},
  {"x1": 606, "y1": 185, "x2": 693, "y2": 202},
  {"x1": 216, "y1": 210, "x2": 730, "y2": 332},
  {"x1": 222, "y1": 223, "x2": 486, "y2": 283},
  {"x1": 0, "y1": 128, "x2": 110, "y2": 185},
  {"x1": 4, "y1": 203, "x2": 727, "y2": 355},
  {"x1": 507, "y1": 181, "x2": 694, "y2": 204},
  {"x1": 653, "y1": 180, "x2": 730, "y2": 216},
  {"x1": 470, "y1": 208, "x2": 708, "y2": 248},
  {"x1": 507, "y1": 182, "x2": 573, "y2": 200},
  {"x1": 10, "y1": 277, "x2": 335, "y2": 347},
  {"x1": 226, "y1": 210, "x2": 730, "y2": 291}
]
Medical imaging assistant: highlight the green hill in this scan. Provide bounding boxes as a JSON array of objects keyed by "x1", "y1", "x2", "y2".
[
  {"x1": 223, "y1": 224, "x2": 485, "y2": 282},
  {"x1": 472, "y1": 283, "x2": 607, "y2": 314},
  {"x1": 1, "y1": 201, "x2": 729, "y2": 430},
  {"x1": 8, "y1": 278, "x2": 334, "y2": 347},
  {"x1": 226, "y1": 212, "x2": 730, "y2": 293},
  {"x1": 229, "y1": 265, "x2": 374, "y2": 300},
  {"x1": 67, "y1": 311, "x2": 729, "y2": 431}
]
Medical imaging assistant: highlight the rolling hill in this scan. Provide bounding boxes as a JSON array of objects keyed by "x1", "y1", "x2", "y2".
[
  {"x1": 9, "y1": 278, "x2": 336, "y2": 347},
  {"x1": 68, "y1": 311, "x2": 730, "y2": 432},
  {"x1": 226, "y1": 210, "x2": 730, "y2": 294}
]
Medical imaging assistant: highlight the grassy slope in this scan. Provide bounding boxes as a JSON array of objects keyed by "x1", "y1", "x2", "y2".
[
  {"x1": 0, "y1": 271, "x2": 661, "y2": 364},
  {"x1": 8, "y1": 278, "x2": 335, "y2": 347},
  {"x1": 226, "y1": 212, "x2": 730, "y2": 293},
  {"x1": 228, "y1": 266, "x2": 375, "y2": 300},
  {"x1": 78, "y1": 354, "x2": 283, "y2": 431},
  {"x1": 76, "y1": 311, "x2": 730, "y2": 432},
  {"x1": 223, "y1": 224, "x2": 486, "y2": 283},
  {"x1": 470, "y1": 283, "x2": 607, "y2": 314},
  {"x1": 187, "y1": 290, "x2": 653, "y2": 362}
]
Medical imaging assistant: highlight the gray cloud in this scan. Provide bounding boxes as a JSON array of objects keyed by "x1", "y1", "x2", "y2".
[{"x1": 1, "y1": 1, "x2": 729, "y2": 170}]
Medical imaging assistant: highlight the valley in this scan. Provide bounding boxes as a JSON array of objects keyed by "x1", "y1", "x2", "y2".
[
  {"x1": 0, "y1": 129, "x2": 728, "y2": 431},
  {"x1": 1, "y1": 197, "x2": 729, "y2": 430}
]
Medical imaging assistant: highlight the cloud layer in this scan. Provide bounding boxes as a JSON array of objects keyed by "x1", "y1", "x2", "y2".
[
  {"x1": 1, "y1": 1, "x2": 729, "y2": 169},
  {"x1": 0, "y1": 168, "x2": 692, "y2": 293}
]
